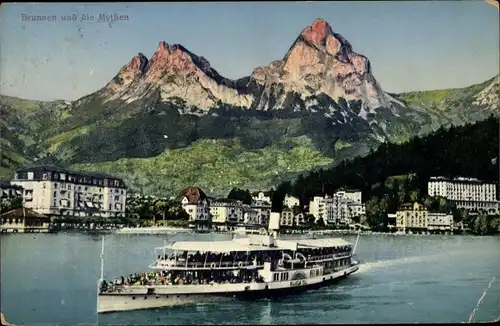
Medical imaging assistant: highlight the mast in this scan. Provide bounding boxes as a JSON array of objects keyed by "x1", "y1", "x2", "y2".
[
  {"x1": 96, "y1": 235, "x2": 105, "y2": 319},
  {"x1": 100, "y1": 235, "x2": 105, "y2": 282},
  {"x1": 352, "y1": 230, "x2": 361, "y2": 255}
]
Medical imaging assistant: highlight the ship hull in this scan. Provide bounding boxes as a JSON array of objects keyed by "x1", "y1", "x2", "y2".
[{"x1": 98, "y1": 265, "x2": 359, "y2": 313}]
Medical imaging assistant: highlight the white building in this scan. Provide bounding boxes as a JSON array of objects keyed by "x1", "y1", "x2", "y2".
[
  {"x1": 242, "y1": 205, "x2": 260, "y2": 225},
  {"x1": 396, "y1": 202, "x2": 428, "y2": 232},
  {"x1": 294, "y1": 213, "x2": 306, "y2": 226},
  {"x1": 280, "y1": 208, "x2": 295, "y2": 226},
  {"x1": 11, "y1": 166, "x2": 127, "y2": 218},
  {"x1": 308, "y1": 196, "x2": 326, "y2": 222},
  {"x1": 250, "y1": 201, "x2": 271, "y2": 225},
  {"x1": 336, "y1": 189, "x2": 362, "y2": 204},
  {"x1": 251, "y1": 191, "x2": 271, "y2": 205},
  {"x1": 178, "y1": 187, "x2": 210, "y2": 228},
  {"x1": 427, "y1": 212, "x2": 453, "y2": 231},
  {"x1": 0, "y1": 181, "x2": 24, "y2": 201},
  {"x1": 283, "y1": 194, "x2": 300, "y2": 208},
  {"x1": 210, "y1": 199, "x2": 244, "y2": 225},
  {"x1": 308, "y1": 189, "x2": 365, "y2": 225},
  {"x1": 428, "y1": 177, "x2": 498, "y2": 214}
]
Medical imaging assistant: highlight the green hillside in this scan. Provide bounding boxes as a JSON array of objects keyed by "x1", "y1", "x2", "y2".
[{"x1": 71, "y1": 137, "x2": 334, "y2": 197}]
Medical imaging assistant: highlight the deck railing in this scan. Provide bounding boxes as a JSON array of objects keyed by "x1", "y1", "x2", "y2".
[{"x1": 153, "y1": 252, "x2": 351, "y2": 269}]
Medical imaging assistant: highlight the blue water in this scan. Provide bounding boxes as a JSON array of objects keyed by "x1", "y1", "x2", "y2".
[{"x1": 1, "y1": 233, "x2": 499, "y2": 325}]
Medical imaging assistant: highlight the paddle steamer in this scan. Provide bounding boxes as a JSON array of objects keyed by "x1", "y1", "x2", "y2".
[{"x1": 97, "y1": 231, "x2": 360, "y2": 313}]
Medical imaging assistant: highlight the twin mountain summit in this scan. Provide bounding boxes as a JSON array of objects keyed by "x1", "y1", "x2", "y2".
[{"x1": 1, "y1": 19, "x2": 498, "y2": 196}]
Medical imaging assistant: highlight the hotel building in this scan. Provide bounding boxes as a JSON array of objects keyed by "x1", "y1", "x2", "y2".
[
  {"x1": 250, "y1": 200, "x2": 271, "y2": 226},
  {"x1": 308, "y1": 189, "x2": 366, "y2": 225},
  {"x1": 242, "y1": 205, "x2": 260, "y2": 225},
  {"x1": 210, "y1": 199, "x2": 244, "y2": 226},
  {"x1": 428, "y1": 177, "x2": 499, "y2": 214},
  {"x1": 395, "y1": 202, "x2": 428, "y2": 232},
  {"x1": 427, "y1": 212, "x2": 453, "y2": 231},
  {"x1": 10, "y1": 166, "x2": 127, "y2": 218}
]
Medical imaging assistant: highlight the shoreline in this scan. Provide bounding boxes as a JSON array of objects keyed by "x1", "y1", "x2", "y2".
[{"x1": 1, "y1": 225, "x2": 479, "y2": 236}]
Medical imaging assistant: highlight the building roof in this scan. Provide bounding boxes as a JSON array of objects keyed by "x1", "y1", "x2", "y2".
[
  {"x1": 337, "y1": 187, "x2": 362, "y2": 193},
  {"x1": 398, "y1": 202, "x2": 426, "y2": 211},
  {"x1": 429, "y1": 176, "x2": 496, "y2": 185},
  {"x1": 14, "y1": 164, "x2": 124, "y2": 182},
  {"x1": 251, "y1": 190, "x2": 272, "y2": 197},
  {"x1": 162, "y1": 236, "x2": 352, "y2": 253},
  {"x1": 1, "y1": 207, "x2": 49, "y2": 220},
  {"x1": 296, "y1": 238, "x2": 351, "y2": 249},
  {"x1": 0, "y1": 181, "x2": 23, "y2": 189},
  {"x1": 178, "y1": 187, "x2": 207, "y2": 204},
  {"x1": 212, "y1": 198, "x2": 241, "y2": 204}
]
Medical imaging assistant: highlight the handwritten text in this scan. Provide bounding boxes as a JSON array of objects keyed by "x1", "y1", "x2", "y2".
[{"x1": 21, "y1": 13, "x2": 130, "y2": 23}]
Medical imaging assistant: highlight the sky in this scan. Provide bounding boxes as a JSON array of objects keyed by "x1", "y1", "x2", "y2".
[{"x1": 0, "y1": 1, "x2": 498, "y2": 101}]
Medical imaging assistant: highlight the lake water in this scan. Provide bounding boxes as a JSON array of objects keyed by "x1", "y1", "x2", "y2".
[{"x1": 1, "y1": 233, "x2": 499, "y2": 325}]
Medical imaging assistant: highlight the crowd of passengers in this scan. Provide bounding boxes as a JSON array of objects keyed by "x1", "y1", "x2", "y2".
[
  {"x1": 156, "y1": 246, "x2": 351, "y2": 266},
  {"x1": 100, "y1": 270, "x2": 264, "y2": 293}
]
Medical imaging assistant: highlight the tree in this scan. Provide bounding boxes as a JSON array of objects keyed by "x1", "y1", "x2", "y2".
[
  {"x1": 305, "y1": 214, "x2": 315, "y2": 226},
  {"x1": 227, "y1": 188, "x2": 252, "y2": 205},
  {"x1": 409, "y1": 190, "x2": 419, "y2": 202},
  {"x1": 292, "y1": 205, "x2": 302, "y2": 215},
  {"x1": 0, "y1": 197, "x2": 23, "y2": 213},
  {"x1": 489, "y1": 217, "x2": 500, "y2": 233},
  {"x1": 424, "y1": 196, "x2": 434, "y2": 210},
  {"x1": 153, "y1": 199, "x2": 168, "y2": 221},
  {"x1": 474, "y1": 214, "x2": 489, "y2": 235},
  {"x1": 365, "y1": 195, "x2": 389, "y2": 231}
]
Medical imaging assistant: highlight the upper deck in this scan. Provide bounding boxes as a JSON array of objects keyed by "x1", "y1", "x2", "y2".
[
  {"x1": 149, "y1": 235, "x2": 353, "y2": 270},
  {"x1": 159, "y1": 235, "x2": 353, "y2": 253}
]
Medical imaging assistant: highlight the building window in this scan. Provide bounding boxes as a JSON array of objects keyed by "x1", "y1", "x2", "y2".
[
  {"x1": 54, "y1": 183, "x2": 58, "y2": 189},
  {"x1": 53, "y1": 191, "x2": 57, "y2": 197}
]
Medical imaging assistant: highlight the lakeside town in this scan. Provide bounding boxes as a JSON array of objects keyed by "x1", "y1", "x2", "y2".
[{"x1": 0, "y1": 165, "x2": 499, "y2": 236}]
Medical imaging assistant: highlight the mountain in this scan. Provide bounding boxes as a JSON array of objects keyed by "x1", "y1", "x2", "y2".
[
  {"x1": 246, "y1": 18, "x2": 394, "y2": 113},
  {"x1": 1, "y1": 19, "x2": 498, "y2": 197}
]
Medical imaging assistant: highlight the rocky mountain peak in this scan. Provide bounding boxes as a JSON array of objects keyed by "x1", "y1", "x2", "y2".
[
  {"x1": 105, "y1": 53, "x2": 149, "y2": 92},
  {"x1": 101, "y1": 19, "x2": 393, "y2": 114},
  {"x1": 473, "y1": 75, "x2": 500, "y2": 111},
  {"x1": 249, "y1": 18, "x2": 388, "y2": 112},
  {"x1": 299, "y1": 18, "x2": 352, "y2": 54}
]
